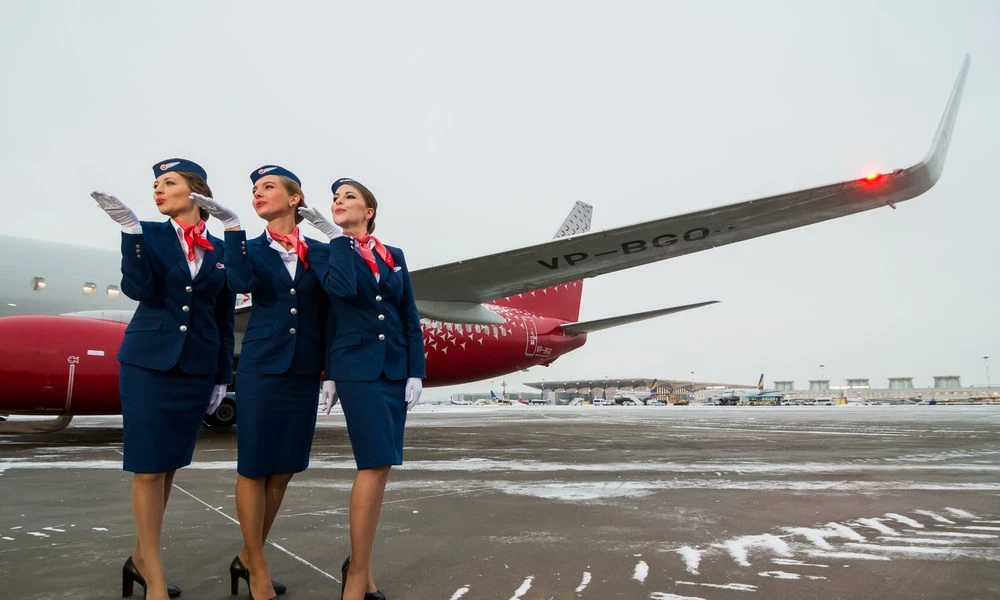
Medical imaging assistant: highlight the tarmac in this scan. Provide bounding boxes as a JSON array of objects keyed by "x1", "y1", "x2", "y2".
[{"x1": 1, "y1": 405, "x2": 998, "y2": 599}]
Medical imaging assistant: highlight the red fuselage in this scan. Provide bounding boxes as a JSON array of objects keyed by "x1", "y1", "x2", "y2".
[{"x1": 0, "y1": 310, "x2": 586, "y2": 415}]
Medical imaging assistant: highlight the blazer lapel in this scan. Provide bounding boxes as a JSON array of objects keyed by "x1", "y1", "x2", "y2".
[
  {"x1": 157, "y1": 220, "x2": 192, "y2": 281},
  {"x1": 192, "y1": 233, "x2": 222, "y2": 283},
  {"x1": 257, "y1": 234, "x2": 295, "y2": 286}
]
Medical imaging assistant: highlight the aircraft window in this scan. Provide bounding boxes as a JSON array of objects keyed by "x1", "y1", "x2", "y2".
[
  {"x1": 82, "y1": 282, "x2": 97, "y2": 296},
  {"x1": 492, "y1": 326, "x2": 499, "y2": 336},
  {"x1": 106, "y1": 285, "x2": 121, "y2": 299},
  {"x1": 474, "y1": 325, "x2": 481, "y2": 333},
  {"x1": 32, "y1": 276, "x2": 46, "y2": 291}
]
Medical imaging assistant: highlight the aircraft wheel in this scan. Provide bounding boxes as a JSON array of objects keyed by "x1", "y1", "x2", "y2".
[{"x1": 204, "y1": 397, "x2": 237, "y2": 428}]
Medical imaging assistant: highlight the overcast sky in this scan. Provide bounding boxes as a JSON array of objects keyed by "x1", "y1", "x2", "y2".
[{"x1": 1, "y1": 1, "x2": 997, "y2": 399}]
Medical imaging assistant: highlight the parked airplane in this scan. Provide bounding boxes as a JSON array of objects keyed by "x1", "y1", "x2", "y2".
[{"x1": 0, "y1": 56, "x2": 970, "y2": 432}]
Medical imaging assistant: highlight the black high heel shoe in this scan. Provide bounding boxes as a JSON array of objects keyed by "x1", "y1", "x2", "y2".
[
  {"x1": 122, "y1": 556, "x2": 182, "y2": 598},
  {"x1": 340, "y1": 556, "x2": 387, "y2": 600},
  {"x1": 229, "y1": 555, "x2": 287, "y2": 596}
]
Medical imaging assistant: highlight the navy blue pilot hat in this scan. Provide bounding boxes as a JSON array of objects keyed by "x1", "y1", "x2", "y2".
[
  {"x1": 251, "y1": 165, "x2": 301, "y2": 186},
  {"x1": 153, "y1": 158, "x2": 207, "y2": 181},
  {"x1": 331, "y1": 177, "x2": 368, "y2": 194}
]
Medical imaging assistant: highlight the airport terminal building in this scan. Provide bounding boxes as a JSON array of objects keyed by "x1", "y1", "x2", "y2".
[{"x1": 519, "y1": 376, "x2": 998, "y2": 405}]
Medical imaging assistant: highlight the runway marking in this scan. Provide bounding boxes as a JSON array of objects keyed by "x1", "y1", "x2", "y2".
[
  {"x1": 26, "y1": 532, "x2": 49, "y2": 538},
  {"x1": 676, "y1": 581, "x2": 757, "y2": 591},
  {"x1": 170, "y1": 483, "x2": 339, "y2": 583},
  {"x1": 92, "y1": 527, "x2": 109, "y2": 532},
  {"x1": 508, "y1": 575, "x2": 533, "y2": 599},
  {"x1": 963, "y1": 526, "x2": 1000, "y2": 531},
  {"x1": 42, "y1": 526, "x2": 65, "y2": 533},
  {"x1": 885, "y1": 513, "x2": 923, "y2": 528},
  {"x1": 771, "y1": 559, "x2": 829, "y2": 568},
  {"x1": 447, "y1": 585, "x2": 470, "y2": 599},
  {"x1": 633, "y1": 560, "x2": 649, "y2": 583},
  {"x1": 876, "y1": 536, "x2": 959, "y2": 545},
  {"x1": 649, "y1": 592, "x2": 706, "y2": 600},
  {"x1": 1, "y1": 536, "x2": 14, "y2": 541},
  {"x1": 912, "y1": 531, "x2": 997, "y2": 539},
  {"x1": 945, "y1": 507, "x2": 978, "y2": 519},
  {"x1": 912, "y1": 510, "x2": 956, "y2": 524},
  {"x1": 575, "y1": 571, "x2": 591, "y2": 592}
]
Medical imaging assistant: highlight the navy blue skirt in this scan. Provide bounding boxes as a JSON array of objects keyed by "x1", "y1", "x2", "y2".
[
  {"x1": 120, "y1": 364, "x2": 214, "y2": 473},
  {"x1": 236, "y1": 371, "x2": 320, "y2": 478},
  {"x1": 338, "y1": 376, "x2": 407, "y2": 470}
]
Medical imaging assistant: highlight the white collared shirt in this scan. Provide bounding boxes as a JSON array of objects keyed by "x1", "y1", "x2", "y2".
[
  {"x1": 170, "y1": 219, "x2": 205, "y2": 278},
  {"x1": 265, "y1": 229, "x2": 303, "y2": 279}
]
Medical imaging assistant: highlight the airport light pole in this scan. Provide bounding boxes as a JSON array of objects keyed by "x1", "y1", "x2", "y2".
[
  {"x1": 820, "y1": 364, "x2": 825, "y2": 380},
  {"x1": 690, "y1": 370, "x2": 695, "y2": 400},
  {"x1": 984, "y1": 355, "x2": 992, "y2": 391}
]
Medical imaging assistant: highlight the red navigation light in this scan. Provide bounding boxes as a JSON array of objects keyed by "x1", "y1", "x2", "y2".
[{"x1": 861, "y1": 171, "x2": 883, "y2": 185}]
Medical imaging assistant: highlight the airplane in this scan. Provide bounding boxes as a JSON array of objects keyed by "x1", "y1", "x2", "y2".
[{"x1": 0, "y1": 55, "x2": 970, "y2": 432}]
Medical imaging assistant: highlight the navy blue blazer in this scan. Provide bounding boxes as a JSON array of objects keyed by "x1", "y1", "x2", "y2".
[
  {"x1": 117, "y1": 220, "x2": 236, "y2": 384},
  {"x1": 311, "y1": 236, "x2": 425, "y2": 382},
  {"x1": 223, "y1": 230, "x2": 329, "y2": 375}
]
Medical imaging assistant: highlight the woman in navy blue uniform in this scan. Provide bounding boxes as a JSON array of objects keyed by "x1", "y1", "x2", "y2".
[
  {"x1": 192, "y1": 165, "x2": 333, "y2": 600},
  {"x1": 91, "y1": 158, "x2": 235, "y2": 600},
  {"x1": 302, "y1": 178, "x2": 425, "y2": 600}
]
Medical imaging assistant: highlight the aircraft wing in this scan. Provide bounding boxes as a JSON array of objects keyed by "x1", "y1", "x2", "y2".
[{"x1": 410, "y1": 55, "x2": 969, "y2": 305}]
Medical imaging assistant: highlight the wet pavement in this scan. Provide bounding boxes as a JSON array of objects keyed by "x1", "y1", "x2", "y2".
[{"x1": 1, "y1": 405, "x2": 998, "y2": 599}]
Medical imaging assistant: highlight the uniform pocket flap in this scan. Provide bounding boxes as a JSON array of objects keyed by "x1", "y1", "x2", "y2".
[
  {"x1": 125, "y1": 319, "x2": 162, "y2": 333},
  {"x1": 332, "y1": 332, "x2": 362, "y2": 349},
  {"x1": 242, "y1": 325, "x2": 271, "y2": 343}
]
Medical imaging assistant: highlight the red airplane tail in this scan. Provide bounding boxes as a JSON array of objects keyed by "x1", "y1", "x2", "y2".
[{"x1": 490, "y1": 202, "x2": 591, "y2": 322}]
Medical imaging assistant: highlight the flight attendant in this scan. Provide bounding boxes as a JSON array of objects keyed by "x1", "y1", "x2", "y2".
[
  {"x1": 191, "y1": 165, "x2": 334, "y2": 600},
  {"x1": 91, "y1": 158, "x2": 235, "y2": 600},
  {"x1": 302, "y1": 178, "x2": 425, "y2": 600}
]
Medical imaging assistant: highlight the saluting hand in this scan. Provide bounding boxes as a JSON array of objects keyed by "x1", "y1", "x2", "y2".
[
  {"x1": 297, "y1": 206, "x2": 343, "y2": 240},
  {"x1": 405, "y1": 377, "x2": 423, "y2": 412},
  {"x1": 91, "y1": 191, "x2": 141, "y2": 234},
  {"x1": 207, "y1": 384, "x2": 228, "y2": 415},
  {"x1": 319, "y1": 380, "x2": 339, "y2": 414},
  {"x1": 190, "y1": 193, "x2": 241, "y2": 230}
]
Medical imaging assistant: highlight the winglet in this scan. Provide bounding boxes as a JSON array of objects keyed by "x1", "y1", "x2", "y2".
[{"x1": 920, "y1": 54, "x2": 971, "y2": 184}]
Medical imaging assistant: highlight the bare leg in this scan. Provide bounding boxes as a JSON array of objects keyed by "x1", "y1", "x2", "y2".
[
  {"x1": 236, "y1": 475, "x2": 276, "y2": 600},
  {"x1": 131, "y1": 472, "x2": 169, "y2": 600},
  {"x1": 133, "y1": 469, "x2": 175, "y2": 563},
  {"x1": 262, "y1": 473, "x2": 293, "y2": 540},
  {"x1": 344, "y1": 466, "x2": 391, "y2": 600}
]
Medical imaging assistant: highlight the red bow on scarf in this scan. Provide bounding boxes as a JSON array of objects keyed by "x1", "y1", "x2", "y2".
[
  {"x1": 268, "y1": 227, "x2": 310, "y2": 270},
  {"x1": 174, "y1": 219, "x2": 214, "y2": 261},
  {"x1": 353, "y1": 234, "x2": 394, "y2": 279}
]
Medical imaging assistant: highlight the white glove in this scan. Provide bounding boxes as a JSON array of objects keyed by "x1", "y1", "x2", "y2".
[
  {"x1": 91, "y1": 192, "x2": 141, "y2": 234},
  {"x1": 207, "y1": 384, "x2": 227, "y2": 415},
  {"x1": 319, "y1": 380, "x2": 339, "y2": 414},
  {"x1": 405, "y1": 377, "x2": 423, "y2": 412},
  {"x1": 190, "y1": 193, "x2": 241, "y2": 229},
  {"x1": 298, "y1": 206, "x2": 343, "y2": 240}
]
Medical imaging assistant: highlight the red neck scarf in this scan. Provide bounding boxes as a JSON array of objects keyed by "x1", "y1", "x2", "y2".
[
  {"x1": 268, "y1": 227, "x2": 309, "y2": 270},
  {"x1": 352, "y1": 234, "x2": 394, "y2": 279},
  {"x1": 174, "y1": 219, "x2": 213, "y2": 261}
]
